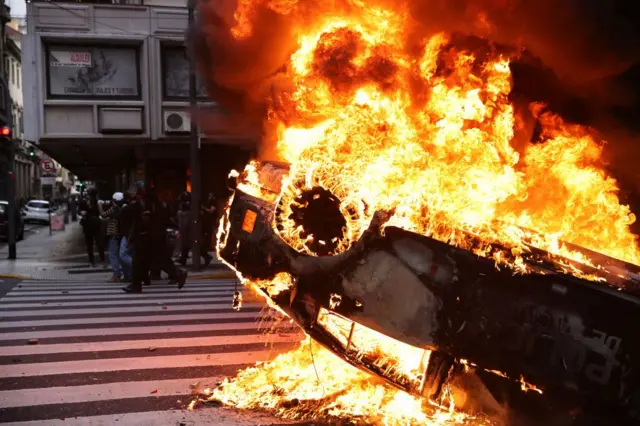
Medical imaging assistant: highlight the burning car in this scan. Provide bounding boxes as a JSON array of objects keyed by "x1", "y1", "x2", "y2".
[
  {"x1": 193, "y1": 0, "x2": 640, "y2": 423},
  {"x1": 217, "y1": 161, "x2": 640, "y2": 424}
]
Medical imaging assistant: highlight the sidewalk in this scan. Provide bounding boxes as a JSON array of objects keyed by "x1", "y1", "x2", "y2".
[{"x1": 0, "y1": 221, "x2": 234, "y2": 281}]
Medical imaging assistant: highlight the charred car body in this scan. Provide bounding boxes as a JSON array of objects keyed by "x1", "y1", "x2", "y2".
[{"x1": 218, "y1": 161, "x2": 640, "y2": 424}]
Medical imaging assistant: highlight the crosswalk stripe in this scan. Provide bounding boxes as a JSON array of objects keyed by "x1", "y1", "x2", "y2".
[
  {"x1": 0, "y1": 302, "x2": 263, "y2": 317},
  {"x1": 10, "y1": 282, "x2": 240, "y2": 291},
  {"x1": 0, "y1": 333, "x2": 301, "y2": 356},
  {"x1": 0, "y1": 296, "x2": 257, "y2": 309},
  {"x1": 0, "y1": 290, "x2": 245, "y2": 301},
  {"x1": 19, "y1": 278, "x2": 237, "y2": 288},
  {"x1": 0, "y1": 276, "x2": 296, "y2": 424},
  {"x1": 0, "y1": 311, "x2": 267, "y2": 329},
  {"x1": 0, "y1": 320, "x2": 290, "y2": 341},
  {"x1": 0, "y1": 409, "x2": 273, "y2": 426},
  {"x1": 0, "y1": 350, "x2": 283, "y2": 377},
  {"x1": 2, "y1": 287, "x2": 239, "y2": 296},
  {"x1": 0, "y1": 377, "x2": 219, "y2": 408}
]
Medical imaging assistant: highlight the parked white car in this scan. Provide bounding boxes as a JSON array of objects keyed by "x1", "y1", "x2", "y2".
[{"x1": 23, "y1": 200, "x2": 52, "y2": 224}]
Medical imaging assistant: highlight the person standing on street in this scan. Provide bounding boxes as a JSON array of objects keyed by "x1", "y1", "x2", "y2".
[
  {"x1": 123, "y1": 183, "x2": 186, "y2": 293},
  {"x1": 118, "y1": 193, "x2": 136, "y2": 282},
  {"x1": 200, "y1": 192, "x2": 217, "y2": 265},
  {"x1": 79, "y1": 189, "x2": 105, "y2": 267},
  {"x1": 99, "y1": 192, "x2": 124, "y2": 282},
  {"x1": 177, "y1": 191, "x2": 192, "y2": 265},
  {"x1": 70, "y1": 196, "x2": 78, "y2": 222}
]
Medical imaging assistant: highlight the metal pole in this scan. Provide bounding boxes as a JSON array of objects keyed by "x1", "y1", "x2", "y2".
[
  {"x1": 188, "y1": 0, "x2": 202, "y2": 270},
  {"x1": 5, "y1": 83, "x2": 16, "y2": 260}
]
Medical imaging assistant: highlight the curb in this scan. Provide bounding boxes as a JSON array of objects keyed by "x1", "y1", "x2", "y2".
[
  {"x1": 188, "y1": 271, "x2": 237, "y2": 280},
  {"x1": 0, "y1": 274, "x2": 31, "y2": 280}
]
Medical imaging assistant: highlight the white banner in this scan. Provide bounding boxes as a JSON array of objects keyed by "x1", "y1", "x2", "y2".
[{"x1": 48, "y1": 46, "x2": 139, "y2": 97}]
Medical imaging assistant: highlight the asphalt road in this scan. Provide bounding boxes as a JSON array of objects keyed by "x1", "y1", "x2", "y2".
[{"x1": 0, "y1": 223, "x2": 48, "y2": 250}]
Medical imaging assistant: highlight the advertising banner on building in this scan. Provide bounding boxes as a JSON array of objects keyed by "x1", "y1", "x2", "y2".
[{"x1": 48, "y1": 47, "x2": 139, "y2": 97}]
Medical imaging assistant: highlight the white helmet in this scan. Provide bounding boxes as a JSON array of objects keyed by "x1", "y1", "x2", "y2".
[{"x1": 112, "y1": 192, "x2": 124, "y2": 202}]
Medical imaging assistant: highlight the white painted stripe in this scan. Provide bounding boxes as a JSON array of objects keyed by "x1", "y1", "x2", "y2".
[
  {"x1": 3, "y1": 287, "x2": 239, "y2": 296},
  {"x1": 0, "y1": 349, "x2": 283, "y2": 377},
  {"x1": 0, "y1": 409, "x2": 289, "y2": 426},
  {"x1": 10, "y1": 283, "x2": 239, "y2": 290},
  {"x1": 0, "y1": 311, "x2": 275, "y2": 329},
  {"x1": 12, "y1": 281, "x2": 238, "y2": 290},
  {"x1": 0, "y1": 377, "x2": 219, "y2": 408},
  {"x1": 0, "y1": 320, "x2": 294, "y2": 341},
  {"x1": 0, "y1": 303, "x2": 263, "y2": 318},
  {"x1": 17, "y1": 279, "x2": 237, "y2": 285},
  {"x1": 0, "y1": 295, "x2": 261, "y2": 309},
  {"x1": 0, "y1": 332, "x2": 303, "y2": 356},
  {"x1": 0, "y1": 290, "x2": 246, "y2": 302}
]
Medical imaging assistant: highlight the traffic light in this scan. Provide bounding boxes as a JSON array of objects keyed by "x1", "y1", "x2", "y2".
[
  {"x1": 28, "y1": 147, "x2": 35, "y2": 157},
  {"x1": 0, "y1": 126, "x2": 10, "y2": 173}
]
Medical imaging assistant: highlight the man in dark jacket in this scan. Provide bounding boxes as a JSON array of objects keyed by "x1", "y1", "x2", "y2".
[
  {"x1": 123, "y1": 183, "x2": 187, "y2": 293},
  {"x1": 79, "y1": 189, "x2": 105, "y2": 267}
]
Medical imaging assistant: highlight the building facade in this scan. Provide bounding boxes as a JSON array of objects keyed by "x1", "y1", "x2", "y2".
[
  {"x1": 4, "y1": 22, "x2": 36, "y2": 201},
  {"x1": 23, "y1": 0, "x2": 253, "y2": 203}
]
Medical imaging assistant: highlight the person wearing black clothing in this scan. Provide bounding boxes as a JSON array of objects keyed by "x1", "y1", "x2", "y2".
[
  {"x1": 178, "y1": 191, "x2": 213, "y2": 267},
  {"x1": 149, "y1": 189, "x2": 179, "y2": 281},
  {"x1": 79, "y1": 190, "x2": 105, "y2": 267},
  {"x1": 200, "y1": 192, "x2": 217, "y2": 264},
  {"x1": 123, "y1": 185, "x2": 187, "y2": 293}
]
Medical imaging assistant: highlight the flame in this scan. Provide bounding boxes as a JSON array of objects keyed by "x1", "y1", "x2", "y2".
[
  {"x1": 210, "y1": 0, "x2": 639, "y2": 423},
  {"x1": 212, "y1": 337, "x2": 487, "y2": 425},
  {"x1": 230, "y1": 2, "x2": 639, "y2": 270}
]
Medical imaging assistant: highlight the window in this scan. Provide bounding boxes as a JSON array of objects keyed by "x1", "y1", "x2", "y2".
[
  {"x1": 27, "y1": 201, "x2": 49, "y2": 210},
  {"x1": 10, "y1": 60, "x2": 14, "y2": 85},
  {"x1": 161, "y1": 45, "x2": 208, "y2": 100},
  {"x1": 17, "y1": 65, "x2": 20, "y2": 89},
  {"x1": 3, "y1": 58, "x2": 8, "y2": 79},
  {"x1": 18, "y1": 111, "x2": 23, "y2": 135},
  {"x1": 46, "y1": 45, "x2": 141, "y2": 99}
]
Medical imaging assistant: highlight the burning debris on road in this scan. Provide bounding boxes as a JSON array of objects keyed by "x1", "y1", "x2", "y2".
[{"x1": 190, "y1": 0, "x2": 640, "y2": 424}]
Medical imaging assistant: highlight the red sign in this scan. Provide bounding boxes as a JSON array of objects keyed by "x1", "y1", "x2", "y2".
[
  {"x1": 41, "y1": 159, "x2": 55, "y2": 173},
  {"x1": 70, "y1": 52, "x2": 91, "y2": 65}
]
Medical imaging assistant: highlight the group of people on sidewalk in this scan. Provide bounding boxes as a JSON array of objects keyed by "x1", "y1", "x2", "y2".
[{"x1": 78, "y1": 183, "x2": 216, "y2": 293}]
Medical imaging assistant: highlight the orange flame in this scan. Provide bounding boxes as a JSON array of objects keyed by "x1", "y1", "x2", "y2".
[
  {"x1": 230, "y1": 2, "x2": 639, "y2": 270},
  {"x1": 213, "y1": 0, "x2": 639, "y2": 423}
]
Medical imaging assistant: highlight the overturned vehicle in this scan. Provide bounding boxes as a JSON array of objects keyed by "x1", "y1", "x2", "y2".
[{"x1": 218, "y1": 161, "x2": 640, "y2": 424}]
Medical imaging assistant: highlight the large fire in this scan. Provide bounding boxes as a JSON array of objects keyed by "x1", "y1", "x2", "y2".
[
  {"x1": 226, "y1": 1, "x2": 639, "y2": 271},
  {"x1": 202, "y1": 0, "x2": 640, "y2": 423}
]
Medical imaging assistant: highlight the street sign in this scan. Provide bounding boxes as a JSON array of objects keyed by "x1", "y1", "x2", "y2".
[
  {"x1": 41, "y1": 159, "x2": 55, "y2": 173},
  {"x1": 41, "y1": 176, "x2": 56, "y2": 186}
]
